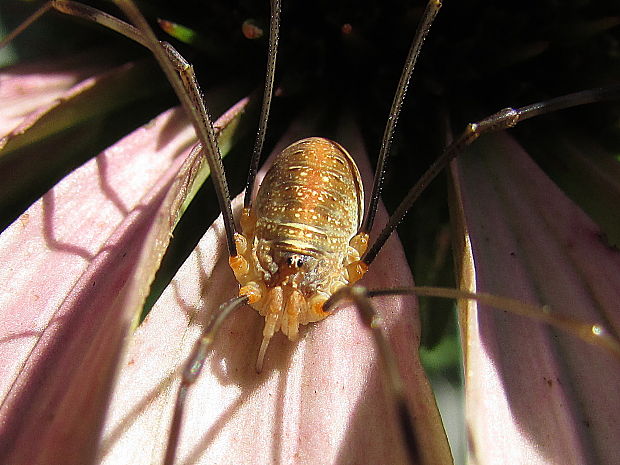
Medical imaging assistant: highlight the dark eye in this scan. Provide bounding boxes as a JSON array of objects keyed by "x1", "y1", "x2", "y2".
[{"x1": 286, "y1": 255, "x2": 308, "y2": 268}]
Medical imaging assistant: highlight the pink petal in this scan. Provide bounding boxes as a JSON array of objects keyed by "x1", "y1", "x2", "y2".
[
  {"x1": 99, "y1": 119, "x2": 451, "y2": 465},
  {"x1": 0, "y1": 98, "x2": 248, "y2": 465},
  {"x1": 0, "y1": 55, "x2": 174, "y2": 231},
  {"x1": 0, "y1": 52, "x2": 116, "y2": 135},
  {"x1": 0, "y1": 58, "x2": 157, "y2": 154},
  {"x1": 450, "y1": 131, "x2": 620, "y2": 465}
]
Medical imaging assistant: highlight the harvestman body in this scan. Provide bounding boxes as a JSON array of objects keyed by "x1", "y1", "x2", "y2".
[
  {"x1": 230, "y1": 137, "x2": 370, "y2": 371},
  {"x1": 3, "y1": 1, "x2": 620, "y2": 464}
]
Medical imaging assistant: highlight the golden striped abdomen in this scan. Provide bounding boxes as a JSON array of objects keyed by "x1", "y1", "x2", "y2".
[{"x1": 254, "y1": 137, "x2": 363, "y2": 255}]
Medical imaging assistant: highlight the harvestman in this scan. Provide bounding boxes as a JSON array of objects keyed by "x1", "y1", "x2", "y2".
[{"x1": 4, "y1": 1, "x2": 620, "y2": 464}]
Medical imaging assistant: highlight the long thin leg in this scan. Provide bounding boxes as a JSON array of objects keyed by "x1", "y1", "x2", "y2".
[
  {"x1": 243, "y1": 0, "x2": 281, "y2": 209},
  {"x1": 164, "y1": 295, "x2": 249, "y2": 465},
  {"x1": 362, "y1": 85, "x2": 620, "y2": 265},
  {"x1": 2, "y1": 0, "x2": 239, "y2": 255},
  {"x1": 324, "y1": 286, "x2": 420, "y2": 465},
  {"x1": 360, "y1": 0, "x2": 442, "y2": 235},
  {"x1": 368, "y1": 286, "x2": 620, "y2": 360},
  {"x1": 114, "y1": 0, "x2": 238, "y2": 255}
]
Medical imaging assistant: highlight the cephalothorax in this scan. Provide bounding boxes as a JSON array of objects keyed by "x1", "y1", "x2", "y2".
[{"x1": 229, "y1": 137, "x2": 369, "y2": 370}]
